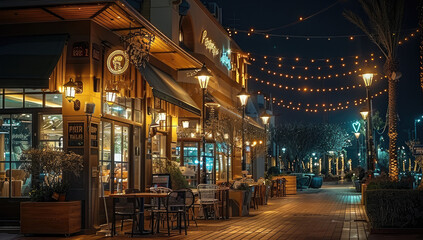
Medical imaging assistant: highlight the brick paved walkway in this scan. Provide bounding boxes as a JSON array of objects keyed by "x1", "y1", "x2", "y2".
[{"x1": 2, "y1": 183, "x2": 370, "y2": 240}]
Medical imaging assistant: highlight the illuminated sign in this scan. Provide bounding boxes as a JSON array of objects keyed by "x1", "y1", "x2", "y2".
[
  {"x1": 352, "y1": 121, "x2": 361, "y2": 133},
  {"x1": 200, "y1": 30, "x2": 220, "y2": 57},
  {"x1": 107, "y1": 50, "x2": 129, "y2": 75},
  {"x1": 220, "y1": 47, "x2": 232, "y2": 71}
]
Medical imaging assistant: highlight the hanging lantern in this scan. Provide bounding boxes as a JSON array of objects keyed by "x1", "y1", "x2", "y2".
[
  {"x1": 194, "y1": 64, "x2": 212, "y2": 89},
  {"x1": 182, "y1": 120, "x2": 189, "y2": 129},
  {"x1": 237, "y1": 87, "x2": 250, "y2": 106},
  {"x1": 63, "y1": 78, "x2": 77, "y2": 102},
  {"x1": 105, "y1": 88, "x2": 119, "y2": 106}
]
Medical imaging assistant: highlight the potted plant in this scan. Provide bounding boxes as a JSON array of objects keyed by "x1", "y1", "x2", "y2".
[
  {"x1": 229, "y1": 182, "x2": 252, "y2": 216},
  {"x1": 19, "y1": 148, "x2": 83, "y2": 236}
]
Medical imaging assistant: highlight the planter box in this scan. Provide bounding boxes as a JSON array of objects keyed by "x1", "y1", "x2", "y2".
[
  {"x1": 365, "y1": 189, "x2": 423, "y2": 229},
  {"x1": 273, "y1": 176, "x2": 297, "y2": 195},
  {"x1": 229, "y1": 189, "x2": 251, "y2": 217},
  {"x1": 20, "y1": 201, "x2": 81, "y2": 235}
]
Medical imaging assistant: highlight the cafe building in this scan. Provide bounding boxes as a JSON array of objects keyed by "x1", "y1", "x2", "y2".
[
  {"x1": 0, "y1": 0, "x2": 203, "y2": 229},
  {"x1": 145, "y1": 0, "x2": 263, "y2": 184}
]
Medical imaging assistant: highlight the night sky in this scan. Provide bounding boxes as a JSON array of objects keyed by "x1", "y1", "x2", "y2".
[{"x1": 204, "y1": 0, "x2": 421, "y2": 145}]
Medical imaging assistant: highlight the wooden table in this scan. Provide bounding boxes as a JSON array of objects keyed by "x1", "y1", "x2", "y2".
[{"x1": 109, "y1": 192, "x2": 168, "y2": 236}]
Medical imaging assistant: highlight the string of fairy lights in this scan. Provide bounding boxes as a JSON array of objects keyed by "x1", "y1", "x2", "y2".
[
  {"x1": 232, "y1": 9, "x2": 419, "y2": 113},
  {"x1": 228, "y1": 27, "x2": 420, "y2": 45},
  {"x1": 250, "y1": 75, "x2": 385, "y2": 92},
  {"x1": 258, "y1": 88, "x2": 387, "y2": 113}
]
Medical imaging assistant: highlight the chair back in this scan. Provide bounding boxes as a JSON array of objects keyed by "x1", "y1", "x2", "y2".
[
  {"x1": 165, "y1": 190, "x2": 187, "y2": 210},
  {"x1": 197, "y1": 184, "x2": 218, "y2": 202},
  {"x1": 184, "y1": 188, "x2": 195, "y2": 209}
]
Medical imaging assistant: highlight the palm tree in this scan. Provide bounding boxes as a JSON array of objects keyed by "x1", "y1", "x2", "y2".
[{"x1": 344, "y1": 0, "x2": 405, "y2": 181}]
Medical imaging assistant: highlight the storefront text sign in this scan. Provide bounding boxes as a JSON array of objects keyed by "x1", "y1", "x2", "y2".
[
  {"x1": 90, "y1": 123, "x2": 98, "y2": 148},
  {"x1": 107, "y1": 50, "x2": 129, "y2": 75},
  {"x1": 68, "y1": 122, "x2": 84, "y2": 147},
  {"x1": 200, "y1": 30, "x2": 220, "y2": 57},
  {"x1": 72, "y1": 42, "x2": 89, "y2": 57}
]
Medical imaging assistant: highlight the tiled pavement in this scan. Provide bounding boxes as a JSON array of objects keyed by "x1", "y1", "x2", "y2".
[{"x1": 1, "y1": 182, "x2": 378, "y2": 240}]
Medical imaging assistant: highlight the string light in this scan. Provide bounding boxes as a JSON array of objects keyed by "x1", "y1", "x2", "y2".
[
  {"x1": 256, "y1": 66, "x2": 383, "y2": 80},
  {"x1": 251, "y1": 75, "x2": 385, "y2": 92},
  {"x1": 260, "y1": 88, "x2": 388, "y2": 113},
  {"x1": 249, "y1": 52, "x2": 384, "y2": 64},
  {"x1": 228, "y1": 28, "x2": 419, "y2": 44}
]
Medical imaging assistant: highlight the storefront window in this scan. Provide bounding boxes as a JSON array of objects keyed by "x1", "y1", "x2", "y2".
[
  {"x1": 103, "y1": 96, "x2": 133, "y2": 121},
  {"x1": 45, "y1": 94, "x2": 62, "y2": 108},
  {"x1": 181, "y1": 142, "x2": 199, "y2": 187},
  {"x1": 39, "y1": 114, "x2": 63, "y2": 150},
  {"x1": 151, "y1": 134, "x2": 168, "y2": 174},
  {"x1": 0, "y1": 114, "x2": 32, "y2": 198},
  {"x1": 0, "y1": 89, "x2": 62, "y2": 109}
]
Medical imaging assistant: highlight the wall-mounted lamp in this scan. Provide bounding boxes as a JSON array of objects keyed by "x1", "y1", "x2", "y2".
[
  {"x1": 105, "y1": 88, "x2": 119, "y2": 106},
  {"x1": 63, "y1": 78, "x2": 83, "y2": 111},
  {"x1": 64, "y1": 78, "x2": 77, "y2": 102},
  {"x1": 182, "y1": 120, "x2": 189, "y2": 129}
]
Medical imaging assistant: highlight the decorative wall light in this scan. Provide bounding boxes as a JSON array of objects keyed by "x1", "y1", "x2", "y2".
[
  {"x1": 182, "y1": 120, "x2": 189, "y2": 129},
  {"x1": 64, "y1": 78, "x2": 77, "y2": 102},
  {"x1": 121, "y1": 29, "x2": 155, "y2": 68},
  {"x1": 63, "y1": 78, "x2": 82, "y2": 111},
  {"x1": 105, "y1": 88, "x2": 119, "y2": 106}
]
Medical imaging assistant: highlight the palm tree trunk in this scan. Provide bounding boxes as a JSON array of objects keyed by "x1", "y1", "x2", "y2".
[{"x1": 388, "y1": 76, "x2": 399, "y2": 181}]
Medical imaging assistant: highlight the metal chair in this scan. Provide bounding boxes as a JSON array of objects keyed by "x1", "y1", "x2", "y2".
[
  {"x1": 150, "y1": 190, "x2": 187, "y2": 236},
  {"x1": 185, "y1": 188, "x2": 197, "y2": 227},
  {"x1": 197, "y1": 184, "x2": 219, "y2": 220},
  {"x1": 113, "y1": 188, "x2": 141, "y2": 237}
]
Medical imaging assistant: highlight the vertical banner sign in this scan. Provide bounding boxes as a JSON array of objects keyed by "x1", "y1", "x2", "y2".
[
  {"x1": 68, "y1": 122, "x2": 84, "y2": 146},
  {"x1": 90, "y1": 123, "x2": 98, "y2": 147}
]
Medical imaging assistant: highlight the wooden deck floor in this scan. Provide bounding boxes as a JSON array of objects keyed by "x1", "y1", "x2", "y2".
[{"x1": 3, "y1": 183, "x2": 370, "y2": 240}]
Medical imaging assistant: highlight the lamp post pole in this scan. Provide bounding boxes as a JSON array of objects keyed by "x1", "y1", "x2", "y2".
[
  {"x1": 202, "y1": 87, "x2": 207, "y2": 184},
  {"x1": 242, "y1": 105, "x2": 246, "y2": 171},
  {"x1": 415, "y1": 119, "x2": 421, "y2": 141},
  {"x1": 194, "y1": 64, "x2": 211, "y2": 184},
  {"x1": 366, "y1": 87, "x2": 375, "y2": 171}
]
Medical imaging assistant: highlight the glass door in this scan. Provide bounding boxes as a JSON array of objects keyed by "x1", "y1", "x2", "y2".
[{"x1": 99, "y1": 121, "x2": 130, "y2": 195}]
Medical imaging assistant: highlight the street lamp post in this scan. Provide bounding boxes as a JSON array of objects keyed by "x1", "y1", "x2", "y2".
[
  {"x1": 195, "y1": 64, "x2": 211, "y2": 184},
  {"x1": 260, "y1": 112, "x2": 271, "y2": 171},
  {"x1": 354, "y1": 132, "x2": 361, "y2": 166},
  {"x1": 237, "y1": 88, "x2": 250, "y2": 171},
  {"x1": 360, "y1": 107, "x2": 370, "y2": 171},
  {"x1": 362, "y1": 73, "x2": 375, "y2": 172},
  {"x1": 414, "y1": 117, "x2": 423, "y2": 141}
]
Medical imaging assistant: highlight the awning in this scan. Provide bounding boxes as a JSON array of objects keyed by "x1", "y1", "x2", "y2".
[
  {"x1": 140, "y1": 63, "x2": 201, "y2": 116},
  {"x1": 0, "y1": 34, "x2": 67, "y2": 88}
]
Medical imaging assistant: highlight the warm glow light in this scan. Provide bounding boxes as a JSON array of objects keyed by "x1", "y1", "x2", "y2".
[
  {"x1": 182, "y1": 120, "x2": 189, "y2": 129},
  {"x1": 362, "y1": 73, "x2": 374, "y2": 87},
  {"x1": 105, "y1": 88, "x2": 119, "y2": 106},
  {"x1": 158, "y1": 111, "x2": 166, "y2": 122},
  {"x1": 237, "y1": 88, "x2": 250, "y2": 106},
  {"x1": 354, "y1": 132, "x2": 360, "y2": 139},
  {"x1": 260, "y1": 112, "x2": 271, "y2": 125},
  {"x1": 195, "y1": 64, "x2": 212, "y2": 89},
  {"x1": 360, "y1": 108, "x2": 369, "y2": 120},
  {"x1": 63, "y1": 78, "x2": 77, "y2": 102}
]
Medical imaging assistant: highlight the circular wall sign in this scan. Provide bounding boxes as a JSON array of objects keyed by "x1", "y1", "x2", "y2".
[{"x1": 107, "y1": 50, "x2": 129, "y2": 75}]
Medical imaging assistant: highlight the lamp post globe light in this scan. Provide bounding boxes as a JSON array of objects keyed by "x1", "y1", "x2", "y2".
[
  {"x1": 194, "y1": 63, "x2": 211, "y2": 184},
  {"x1": 260, "y1": 111, "x2": 271, "y2": 171},
  {"x1": 237, "y1": 87, "x2": 250, "y2": 171}
]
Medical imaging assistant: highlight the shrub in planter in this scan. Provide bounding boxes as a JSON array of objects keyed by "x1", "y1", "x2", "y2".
[
  {"x1": 365, "y1": 189, "x2": 423, "y2": 229},
  {"x1": 21, "y1": 148, "x2": 83, "y2": 202}
]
